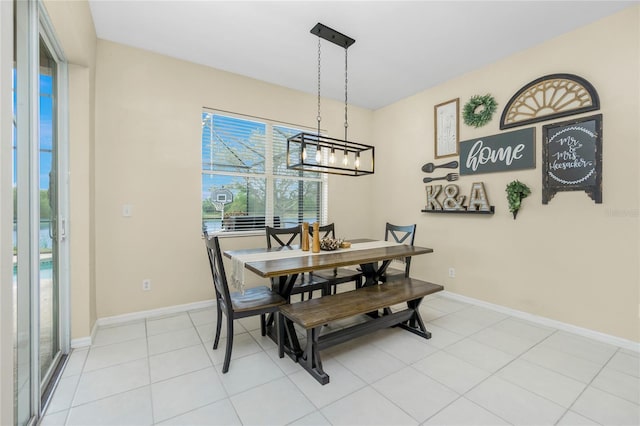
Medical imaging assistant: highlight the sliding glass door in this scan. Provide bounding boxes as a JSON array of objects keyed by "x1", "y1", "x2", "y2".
[
  {"x1": 13, "y1": 1, "x2": 68, "y2": 424},
  {"x1": 38, "y1": 33, "x2": 63, "y2": 399}
]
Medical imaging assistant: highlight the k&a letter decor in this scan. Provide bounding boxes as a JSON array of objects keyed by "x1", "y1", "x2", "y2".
[
  {"x1": 422, "y1": 182, "x2": 494, "y2": 214},
  {"x1": 542, "y1": 114, "x2": 602, "y2": 204}
]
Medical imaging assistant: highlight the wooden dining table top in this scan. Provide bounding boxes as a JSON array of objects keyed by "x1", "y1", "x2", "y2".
[{"x1": 223, "y1": 239, "x2": 434, "y2": 279}]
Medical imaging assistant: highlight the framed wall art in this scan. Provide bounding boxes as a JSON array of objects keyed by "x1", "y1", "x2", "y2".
[
  {"x1": 542, "y1": 114, "x2": 602, "y2": 204},
  {"x1": 434, "y1": 98, "x2": 459, "y2": 158}
]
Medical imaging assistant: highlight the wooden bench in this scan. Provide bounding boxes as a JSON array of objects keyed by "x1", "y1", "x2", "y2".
[{"x1": 279, "y1": 278, "x2": 444, "y2": 384}]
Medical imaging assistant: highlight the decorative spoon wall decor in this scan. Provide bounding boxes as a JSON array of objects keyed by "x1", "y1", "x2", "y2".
[{"x1": 421, "y1": 160, "x2": 458, "y2": 173}]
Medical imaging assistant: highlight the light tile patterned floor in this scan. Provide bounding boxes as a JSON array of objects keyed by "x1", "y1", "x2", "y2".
[{"x1": 41, "y1": 294, "x2": 640, "y2": 425}]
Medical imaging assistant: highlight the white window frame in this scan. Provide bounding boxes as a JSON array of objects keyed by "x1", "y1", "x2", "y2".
[{"x1": 202, "y1": 109, "x2": 328, "y2": 237}]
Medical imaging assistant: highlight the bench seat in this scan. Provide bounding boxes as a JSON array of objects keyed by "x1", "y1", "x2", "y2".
[
  {"x1": 279, "y1": 278, "x2": 444, "y2": 384},
  {"x1": 280, "y1": 278, "x2": 443, "y2": 328}
]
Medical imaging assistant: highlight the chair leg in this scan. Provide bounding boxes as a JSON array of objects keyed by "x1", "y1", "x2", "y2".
[
  {"x1": 213, "y1": 302, "x2": 223, "y2": 350},
  {"x1": 277, "y1": 312, "x2": 284, "y2": 359},
  {"x1": 222, "y1": 316, "x2": 234, "y2": 374},
  {"x1": 260, "y1": 314, "x2": 266, "y2": 336}
]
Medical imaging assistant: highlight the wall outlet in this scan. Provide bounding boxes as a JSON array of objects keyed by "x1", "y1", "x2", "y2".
[
  {"x1": 448, "y1": 267, "x2": 456, "y2": 278},
  {"x1": 142, "y1": 279, "x2": 151, "y2": 291}
]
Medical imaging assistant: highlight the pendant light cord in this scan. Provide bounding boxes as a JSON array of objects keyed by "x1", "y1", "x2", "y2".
[
  {"x1": 344, "y1": 47, "x2": 349, "y2": 142},
  {"x1": 317, "y1": 36, "x2": 322, "y2": 137}
]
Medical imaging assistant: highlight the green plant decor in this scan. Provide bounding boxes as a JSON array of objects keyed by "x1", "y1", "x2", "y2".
[
  {"x1": 506, "y1": 180, "x2": 531, "y2": 219},
  {"x1": 463, "y1": 94, "x2": 498, "y2": 128}
]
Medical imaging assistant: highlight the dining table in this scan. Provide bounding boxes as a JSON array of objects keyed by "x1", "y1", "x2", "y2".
[{"x1": 223, "y1": 238, "x2": 435, "y2": 362}]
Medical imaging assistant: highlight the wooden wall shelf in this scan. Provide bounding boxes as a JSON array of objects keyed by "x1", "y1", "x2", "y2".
[{"x1": 421, "y1": 206, "x2": 495, "y2": 215}]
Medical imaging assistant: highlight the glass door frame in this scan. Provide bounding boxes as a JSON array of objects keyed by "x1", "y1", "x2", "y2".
[
  {"x1": 38, "y1": 2, "x2": 70, "y2": 401},
  {"x1": 0, "y1": 0, "x2": 15, "y2": 425},
  {"x1": 13, "y1": 0, "x2": 70, "y2": 423}
]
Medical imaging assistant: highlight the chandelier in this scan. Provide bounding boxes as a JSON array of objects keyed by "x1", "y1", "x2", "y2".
[{"x1": 287, "y1": 23, "x2": 375, "y2": 176}]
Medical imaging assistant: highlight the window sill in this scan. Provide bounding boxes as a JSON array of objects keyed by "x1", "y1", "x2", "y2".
[{"x1": 202, "y1": 230, "x2": 264, "y2": 239}]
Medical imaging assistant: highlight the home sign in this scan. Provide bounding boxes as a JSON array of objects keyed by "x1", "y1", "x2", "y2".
[{"x1": 459, "y1": 127, "x2": 535, "y2": 175}]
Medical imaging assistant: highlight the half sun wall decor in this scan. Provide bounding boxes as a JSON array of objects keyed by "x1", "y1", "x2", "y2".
[{"x1": 500, "y1": 73, "x2": 600, "y2": 130}]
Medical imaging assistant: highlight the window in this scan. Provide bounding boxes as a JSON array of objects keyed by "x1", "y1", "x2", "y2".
[{"x1": 201, "y1": 110, "x2": 327, "y2": 234}]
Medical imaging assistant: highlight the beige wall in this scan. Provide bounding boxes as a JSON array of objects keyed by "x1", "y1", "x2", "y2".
[
  {"x1": 93, "y1": 41, "x2": 374, "y2": 320},
  {"x1": 372, "y1": 7, "x2": 640, "y2": 342},
  {"x1": 43, "y1": 0, "x2": 98, "y2": 340},
  {"x1": 46, "y1": 1, "x2": 638, "y2": 344}
]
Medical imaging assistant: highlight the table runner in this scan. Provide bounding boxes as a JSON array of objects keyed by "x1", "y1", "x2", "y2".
[{"x1": 230, "y1": 240, "x2": 401, "y2": 292}]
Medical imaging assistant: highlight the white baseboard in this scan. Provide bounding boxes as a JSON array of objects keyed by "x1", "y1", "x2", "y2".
[
  {"x1": 70, "y1": 336, "x2": 91, "y2": 349},
  {"x1": 440, "y1": 290, "x2": 640, "y2": 353},
  {"x1": 71, "y1": 299, "x2": 216, "y2": 347},
  {"x1": 70, "y1": 292, "x2": 639, "y2": 354},
  {"x1": 97, "y1": 299, "x2": 215, "y2": 327}
]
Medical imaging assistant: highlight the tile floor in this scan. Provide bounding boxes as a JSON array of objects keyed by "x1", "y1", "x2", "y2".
[{"x1": 41, "y1": 294, "x2": 639, "y2": 425}]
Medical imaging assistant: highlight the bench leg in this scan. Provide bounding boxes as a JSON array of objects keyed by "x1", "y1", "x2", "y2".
[
  {"x1": 300, "y1": 327, "x2": 329, "y2": 385},
  {"x1": 397, "y1": 297, "x2": 432, "y2": 339}
]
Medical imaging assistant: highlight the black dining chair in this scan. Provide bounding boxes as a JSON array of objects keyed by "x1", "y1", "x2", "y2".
[
  {"x1": 309, "y1": 223, "x2": 363, "y2": 294},
  {"x1": 381, "y1": 222, "x2": 417, "y2": 282},
  {"x1": 204, "y1": 234, "x2": 286, "y2": 373},
  {"x1": 265, "y1": 225, "x2": 328, "y2": 301}
]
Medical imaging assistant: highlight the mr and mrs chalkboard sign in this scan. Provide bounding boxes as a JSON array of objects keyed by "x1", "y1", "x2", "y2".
[{"x1": 542, "y1": 114, "x2": 602, "y2": 204}]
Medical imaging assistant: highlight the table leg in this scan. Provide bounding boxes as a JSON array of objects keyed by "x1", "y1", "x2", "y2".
[
  {"x1": 267, "y1": 273, "x2": 303, "y2": 360},
  {"x1": 359, "y1": 260, "x2": 393, "y2": 317},
  {"x1": 359, "y1": 260, "x2": 393, "y2": 287}
]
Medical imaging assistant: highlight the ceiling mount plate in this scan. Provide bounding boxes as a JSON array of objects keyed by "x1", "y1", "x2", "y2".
[{"x1": 310, "y1": 23, "x2": 355, "y2": 49}]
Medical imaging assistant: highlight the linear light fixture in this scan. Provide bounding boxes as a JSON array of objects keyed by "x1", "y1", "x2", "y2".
[{"x1": 287, "y1": 23, "x2": 375, "y2": 176}]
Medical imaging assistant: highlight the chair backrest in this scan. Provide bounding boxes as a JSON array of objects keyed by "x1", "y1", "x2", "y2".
[
  {"x1": 309, "y1": 223, "x2": 335, "y2": 239},
  {"x1": 385, "y1": 223, "x2": 417, "y2": 277},
  {"x1": 204, "y1": 235, "x2": 233, "y2": 315},
  {"x1": 265, "y1": 225, "x2": 302, "y2": 248}
]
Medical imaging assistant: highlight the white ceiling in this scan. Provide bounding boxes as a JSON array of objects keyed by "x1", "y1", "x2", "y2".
[{"x1": 88, "y1": 0, "x2": 635, "y2": 110}]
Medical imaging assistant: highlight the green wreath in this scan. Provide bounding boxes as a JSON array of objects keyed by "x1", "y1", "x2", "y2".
[{"x1": 463, "y1": 94, "x2": 498, "y2": 128}]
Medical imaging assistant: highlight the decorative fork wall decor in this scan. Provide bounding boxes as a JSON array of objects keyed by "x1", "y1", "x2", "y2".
[{"x1": 423, "y1": 173, "x2": 459, "y2": 183}]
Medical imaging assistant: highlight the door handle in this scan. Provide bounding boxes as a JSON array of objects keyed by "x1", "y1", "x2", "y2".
[{"x1": 60, "y1": 219, "x2": 66, "y2": 241}]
